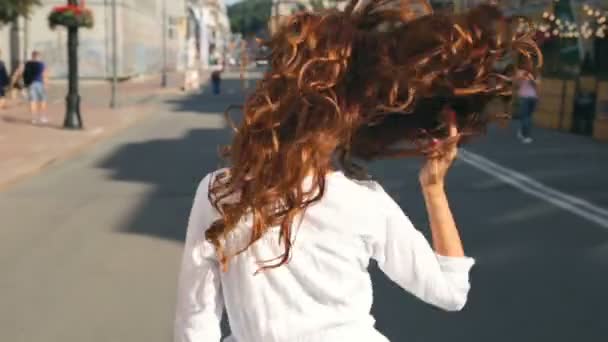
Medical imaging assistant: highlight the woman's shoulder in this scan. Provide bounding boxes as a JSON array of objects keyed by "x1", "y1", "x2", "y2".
[
  {"x1": 190, "y1": 169, "x2": 229, "y2": 231},
  {"x1": 342, "y1": 175, "x2": 385, "y2": 194},
  {"x1": 332, "y1": 172, "x2": 401, "y2": 212},
  {"x1": 196, "y1": 168, "x2": 229, "y2": 195},
  {"x1": 330, "y1": 174, "x2": 408, "y2": 240}
]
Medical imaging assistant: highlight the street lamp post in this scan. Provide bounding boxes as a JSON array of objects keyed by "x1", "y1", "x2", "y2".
[
  {"x1": 63, "y1": 0, "x2": 83, "y2": 129},
  {"x1": 110, "y1": 0, "x2": 118, "y2": 108},
  {"x1": 161, "y1": 0, "x2": 168, "y2": 88},
  {"x1": 274, "y1": 0, "x2": 280, "y2": 32}
]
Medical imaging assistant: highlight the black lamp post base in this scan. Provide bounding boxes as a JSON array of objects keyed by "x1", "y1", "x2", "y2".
[
  {"x1": 63, "y1": 15, "x2": 82, "y2": 130},
  {"x1": 64, "y1": 94, "x2": 83, "y2": 129}
]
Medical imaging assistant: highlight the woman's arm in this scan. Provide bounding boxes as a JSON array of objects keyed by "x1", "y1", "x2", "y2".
[
  {"x1": 371, "y1": 192, "x2": 474, "y2": 312},
  {"x1": 174, "y1": 174, "x2": 224, "y2": 342},
  {"x1": 422, "y1": 187, "x2": 464, "y2": 257},
  {"x1": 371, "y1": 108, "x2": 474, "y2": 311},
  {"x1": 418, "y1": 108, "x2": 465, "y2": 257}
]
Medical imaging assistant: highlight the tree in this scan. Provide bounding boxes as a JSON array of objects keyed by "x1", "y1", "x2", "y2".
[
  {"x1": 227, "y1": 0, "x2": 350, "y2": 37},
  {"x1": 228, "y1": 0, "x2": 273, "y2": 37},
  {"x1": 0, "y1": 0, "x2": 41, "y2": 24},
  {"x1": 1, "y1": 0, "x2": 41, "y2": 74},
  {"x1": 553, "y1": 0, "x2": 580, "y2": 68}
]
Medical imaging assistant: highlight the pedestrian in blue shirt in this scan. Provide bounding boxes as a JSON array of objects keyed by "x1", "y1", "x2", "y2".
[
  {"x1": 14, "y1": 51, "x2": 49, "y2": 124},
  {"x1": 211, "y1": 69, "x2": 222, "y2": 95}
]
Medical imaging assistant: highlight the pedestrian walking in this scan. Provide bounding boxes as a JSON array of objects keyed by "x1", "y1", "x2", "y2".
[
  {"x1": 8, "y1": 60, "x2": 27, "y2": 102},
  {"x1": 173, "y1": 2, "x2": 541, "y2": 342},
  {"x1": 211, "y1": 68, "x2": 222, "y2": 95},
  {"x1": 12, "y1": 51, "x2": 49, "y2": 124},
  {"x1": 515, "y1": 69, "x2": 539, "y2": 144},
  {"x1": 0, "y1": 49, "x2": 9, "y2": 110}
]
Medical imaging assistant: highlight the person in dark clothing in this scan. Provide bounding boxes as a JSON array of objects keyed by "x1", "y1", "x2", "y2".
[
  {"x1": 572, "y1": 87, "x2": 596, "y2": 136},
  {"x1": 211, "y1": 69, "x2": 222, "y2": 95},
  {"x1": 14, "y1": 51, "x2": 49, "y2": 124},
  {"x1": 0, "y1": 49, "x2": 9, "y2": 110}
]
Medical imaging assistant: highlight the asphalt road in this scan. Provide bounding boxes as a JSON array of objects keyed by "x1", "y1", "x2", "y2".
[{"x1": 1, "y1": 73, "x2": 607, "y2": 342}]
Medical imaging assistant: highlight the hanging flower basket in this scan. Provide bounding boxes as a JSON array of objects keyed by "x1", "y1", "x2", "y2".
[{"x1": 48, "y1": 5, "x2": 94, "y2": 29}]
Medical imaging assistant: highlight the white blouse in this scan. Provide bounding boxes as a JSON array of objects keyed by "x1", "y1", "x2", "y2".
[{"x1": 174, "y1": 170, "x2": 475, "y2": 342}]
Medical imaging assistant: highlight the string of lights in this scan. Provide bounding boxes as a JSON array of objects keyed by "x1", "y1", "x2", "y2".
[{"x1": 514, "y1": 2, "x2": 607, "y2": 40}]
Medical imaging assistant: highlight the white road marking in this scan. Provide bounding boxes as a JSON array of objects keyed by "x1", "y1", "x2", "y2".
[{"x1": 459, "y1": 149, "x2": 608, "y2": 229}]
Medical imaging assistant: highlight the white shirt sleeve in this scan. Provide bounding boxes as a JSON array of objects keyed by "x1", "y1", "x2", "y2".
[
  {"x1": 174, "y1": 173, "x2": 224, "y2": 342},
  {"x1": 371, "y1": 191, "x2": 475, "y2": 312}
]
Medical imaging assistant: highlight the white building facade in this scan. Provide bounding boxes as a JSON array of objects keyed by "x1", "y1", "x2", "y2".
[
  {"x1": 185, "y1": 0, "x2": 230, "y2": 70},
  {"x1": 0, "y1": 0, "x2": 229, "y2": 79}
]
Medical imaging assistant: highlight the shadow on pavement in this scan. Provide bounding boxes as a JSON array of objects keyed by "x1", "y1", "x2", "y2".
[
  {"x1": 165, "y1": 77, "x2": 255, "y2": 116},
  {"x1": 96, "y1": 86, "x2": 241, "y2": 242},
  {"x1": 96, "y1": 74, "x2": 608, "y2": 342},
  {"x1": 97, "y1": 128, "x2": 227, "y2": 241},
  {"x1": 96, "y1": 77, "x2": 246, "y2": 337}
]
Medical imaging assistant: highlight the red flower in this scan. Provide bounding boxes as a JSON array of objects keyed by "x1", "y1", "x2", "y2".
[
  {"x1": 52, "y1": 5, "x2": 70, "y2": 13},
  {"x1": 53, "y1": 5, "x2": 82, "y2": 13},
  {"x1": 51, "y1": 4, "x2": 90, "y2": 15}
]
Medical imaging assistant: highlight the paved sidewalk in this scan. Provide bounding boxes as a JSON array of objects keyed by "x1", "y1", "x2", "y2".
[{"x1": 0, "y1": 72, "x2": 207, "y2": 190}]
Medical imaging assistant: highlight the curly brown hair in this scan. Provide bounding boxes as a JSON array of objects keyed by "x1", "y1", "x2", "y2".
[{"x1": 206, "y1": 0, "x2": 542, "y2": 272}]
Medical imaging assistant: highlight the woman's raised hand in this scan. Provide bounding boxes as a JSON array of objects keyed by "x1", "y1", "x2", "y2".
[{"x1": 419, "y1": 108, "x2": 460, "y2": 191}]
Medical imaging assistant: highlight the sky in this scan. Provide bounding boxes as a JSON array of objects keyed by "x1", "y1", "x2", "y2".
[{"x1": 225, "y1": 0, "x2": 243, "y2": 5}]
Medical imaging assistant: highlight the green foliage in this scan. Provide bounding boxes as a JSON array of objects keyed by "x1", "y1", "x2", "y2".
[
  {"x1": 48, "y1": 6, "x2": 94, "y2": 29},
  {"x1": 228, "y1": 0, "x2": 273, "y2": 37},
  {"x1": 227, "y1": 0, "x2": 348, "y2": 36},
  {"x1": 0, "y1": 0, "x2": 41, "y2": 24},
  {"x1": 310, "y1": 0, "x2": 326, "y2": 11},
  {"x1": 553, "y1": 0, "x2": 579, "y2": 66}
]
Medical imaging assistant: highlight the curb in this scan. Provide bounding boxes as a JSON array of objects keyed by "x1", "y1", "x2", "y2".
[{"x1": 0, "y1": 88, "x2": 184, "y2": 192}]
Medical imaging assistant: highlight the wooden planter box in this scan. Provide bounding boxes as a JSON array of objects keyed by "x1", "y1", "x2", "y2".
[
  {"x1": 594, "y1": 118, "x2": 608, "y2": 141},
  {"x1": 534, "y1": 78, "x2": 575, "y2": 131},
  {"x1": 593, "y1": 81, "x2": 608, "y2": 141},
  {"x1": 516, "y1": 76, "x2": 608, "y2": 141}
]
